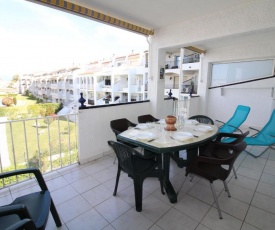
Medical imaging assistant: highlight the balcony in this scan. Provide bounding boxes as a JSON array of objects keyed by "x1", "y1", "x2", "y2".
[
  {"x1": 1, "y1": 102, "x2": 275, "y2": 229},
  {"x1": 1, "y1": 146, "x2": 275, "y2": 229}
]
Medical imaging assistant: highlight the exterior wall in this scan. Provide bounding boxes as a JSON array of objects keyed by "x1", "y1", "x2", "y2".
[
  {"x1": 78, "y1": 101, "x2": 152, "y2": 163},
  {"x1": 149, "y1": 0, "x2": 275, "y2": 128}
]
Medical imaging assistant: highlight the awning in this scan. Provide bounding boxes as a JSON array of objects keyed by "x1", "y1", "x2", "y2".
[{"x1": 28, "y1": 0, "x2": 154, "y2": 36}]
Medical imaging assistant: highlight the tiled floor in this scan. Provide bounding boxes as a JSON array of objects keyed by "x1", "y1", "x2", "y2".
[{"x1": 1, "y1": 145, "x2": 275, "y2": 230}]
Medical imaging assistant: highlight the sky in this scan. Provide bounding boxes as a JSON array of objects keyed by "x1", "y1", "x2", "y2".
[{"x1": 0, "y1": 0, "x2": 148, "y2": 81}]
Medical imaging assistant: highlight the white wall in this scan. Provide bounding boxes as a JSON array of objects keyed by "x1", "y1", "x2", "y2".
[
  {"x1": 78, "y1": 102, "x2": 152, "y2": 163},
  {"x1": 149, "y1": 0, "x2": 275, "y2": 128}
]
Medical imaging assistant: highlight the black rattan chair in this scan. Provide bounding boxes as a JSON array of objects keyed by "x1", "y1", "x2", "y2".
[
  {"x1": 0, "y1": 168, "x2": 62, "y2": 230},
  {"x1": 185, "y1": 136, "x2": 247, "y2": 219},
  {"x1": 110, "y1": 118, "x2": 137, "y2": 163},
  {"x1": 108, "y1": 140, "x2": 164, "y2": 212},
  {"x1": 110, "y1": 118, "x2": 137, "y2": 137},
  {"x1": 138, "y1": 114, "x2": 159, "y2": 123}
]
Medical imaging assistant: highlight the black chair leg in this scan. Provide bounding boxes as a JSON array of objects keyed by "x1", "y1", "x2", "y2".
[
  {"x1": 50, "y1": 199, "x2": 62, "y2": 227},
  {"x1": 133, "y1": 177, "x2": 143, "y2": 212},
  {"x1": 113, "y1": 168, "x2": 121, "y2": 196}
]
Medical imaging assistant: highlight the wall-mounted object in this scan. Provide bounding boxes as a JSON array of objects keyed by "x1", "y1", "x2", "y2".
[{"x1": 160, "y1": 67, "x2": 164, "y2": 79}]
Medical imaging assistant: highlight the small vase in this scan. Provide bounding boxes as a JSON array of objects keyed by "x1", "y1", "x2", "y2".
[
  {"x1": 79, "y1": 93, "x2": 86, "y2": 108},
  {"x1": 165, "y1": 115, "x2": 177, "y2": 131}
]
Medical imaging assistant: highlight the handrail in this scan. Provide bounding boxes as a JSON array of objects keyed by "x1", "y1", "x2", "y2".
[{"x1": 209, "y1": 75, "x2": 275, "y2": 89}]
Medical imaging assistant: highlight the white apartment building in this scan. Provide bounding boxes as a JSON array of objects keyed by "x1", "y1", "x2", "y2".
[{"x1": 18, "y1": 49, "x2": 201, "y2": 106}]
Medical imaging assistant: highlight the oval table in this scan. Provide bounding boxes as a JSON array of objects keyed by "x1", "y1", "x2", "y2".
[{"x1": 117, "y1": 122, "x2": 219, "y2": 203}]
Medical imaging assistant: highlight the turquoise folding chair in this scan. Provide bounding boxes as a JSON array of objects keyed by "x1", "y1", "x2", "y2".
[
  {"x1": 217, "y1": 105, "x2": 250, "y2": 133},
  {"x1": 244, "y1": 109, "x2": 275, "y2": 158}
]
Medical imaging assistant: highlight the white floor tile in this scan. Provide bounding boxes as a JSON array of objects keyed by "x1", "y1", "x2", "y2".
[
  {"x1": 71, "y1": 175, "x2": 100, "y2": 194},
  {"x1": 174, "y1": 194, "x2": 211, "y2": 222},
  {"x1": 256, "y1": 181, "x2": 275, "y2": 198},
  {"x1": 237, "y1": 166, "x2": 262, "y2": 181},
  {"x1": 95, "y1": 196, "x2": 131, "y2": 222},
  {"x1": 111, "y1": 208, "x2": 153, "y2": 230},
  {"x1": 141, "y1": 195, "x2": 171, "y2": 222},
  {"x1": 223, "y1": 182, "x2": 254, "y2": 204},
  {"x1": 218, "y1": 193, "x2": 249, "y2": 220},
  {"x1": 245, "y1": 205, "x2": 275, "y2": 229},
  {"x1": 51, "y1": 184, "x2": 79, "y2": 205},
  {"x1": 251, "y1": 192, "x2": 275, "y2": 215},
  {"x1": 187, "y1": 183, "x2": 216, "y2": 205},
  {"x1": 82, "y1": 184, "x2": 113, "y2": 207},
  {"x1": 156, "y1": 208, "x2": 198, "y2": 230},
  {"x1": 57, "y1": 195, "x2": 92, "y2": 222},
  {"x1": 201, "y1": 207, "x2": 243, "y2": 230},
  {"x1": 66, "y1": 208, "x2": 108, "y2": 230},
  {"x1": 92, "y1": 169, "x2": 117, "y2": 183},
  {"x1": 229, "y1": 174, "x2": 258, "y2": 191}
]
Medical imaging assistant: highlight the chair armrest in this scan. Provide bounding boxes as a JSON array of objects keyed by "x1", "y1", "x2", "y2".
[
  {"x1": 228, "y1": 125, "x2": 243, "y2": 133},
  {"x1": 194, "y1": 155, "x2": 234, "y2": 166},
  {"x1": 0, "y1": 168, "x2": 48, "y2": 191},
  {"x1": 215, "y1": 131, "x2": 249, "y2": 142},
  {"x1": 0, "y1": 204, "x2": 31, "y2": 219},
  {"x1": 5, "y1": 219, "x2": 37, "y2": 230}
]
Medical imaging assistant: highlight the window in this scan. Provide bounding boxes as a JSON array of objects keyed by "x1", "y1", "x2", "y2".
[{"x1": 210, "y1": 59, "x2": 274, "y2": 87}]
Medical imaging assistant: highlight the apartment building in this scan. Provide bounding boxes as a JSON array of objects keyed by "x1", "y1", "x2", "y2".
[{"x1": 19, "y1": 49, "x2": 201, "y2": 106}]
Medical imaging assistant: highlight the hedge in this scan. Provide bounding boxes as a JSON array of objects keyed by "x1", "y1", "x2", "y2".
[{"x1": 27, "y1": 103, "x2": 63, "y2": 117}]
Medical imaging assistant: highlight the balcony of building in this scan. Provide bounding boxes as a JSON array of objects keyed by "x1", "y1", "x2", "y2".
[{"x1": 1, "y1": 102, "x2": 275, "y2": 230}]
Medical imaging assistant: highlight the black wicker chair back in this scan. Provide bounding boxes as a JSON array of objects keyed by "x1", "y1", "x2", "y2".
[
  {"x1": 189, "y1": 115, "x2": 214, "y2": 125},
  {"x1": 138, "y1": 114, "x2": 159, "y2": 123}
]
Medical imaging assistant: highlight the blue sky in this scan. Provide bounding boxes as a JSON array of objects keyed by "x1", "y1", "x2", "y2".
[{"x1": 0, "y1": 0, "x2": 148, "y2": 80}]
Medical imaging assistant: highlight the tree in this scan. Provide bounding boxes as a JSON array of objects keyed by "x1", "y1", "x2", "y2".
[{"x1": 2, "y1": 97, "x2": 14, "y2": 107}]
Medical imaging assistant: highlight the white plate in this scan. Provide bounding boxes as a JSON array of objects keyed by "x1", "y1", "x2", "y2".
[
  {"x1": 194, "y1": 125, "x2": 213, "y2": 132},
  {"x1": 171, "y1": 132, "x2": 193, "y2": 141},
  {"x1": 136, "y1": 131, "x2": 155, "y2": 140},
  {"x1": 136, "y1": 124, "x2": 150, "y2": 130},
  {"x1": 185, "y1": 119, "x2": 199, "y2": 125}
]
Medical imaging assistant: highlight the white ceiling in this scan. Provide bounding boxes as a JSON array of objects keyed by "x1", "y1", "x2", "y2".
[{"x1": 70, "y1": 0, "x2": 253, "y2": 30}]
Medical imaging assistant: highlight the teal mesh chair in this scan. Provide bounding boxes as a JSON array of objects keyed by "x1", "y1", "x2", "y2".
[
  {"x1": 216, "y1": 105, "x2": 250, "y2": 133},
  {"x1": 243, "y1": 109, "x2": 275, "y2": 158}
]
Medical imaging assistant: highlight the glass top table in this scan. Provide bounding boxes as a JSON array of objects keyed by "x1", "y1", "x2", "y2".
[{"x1": 117, "y1": 121, "x2": 219, "y2": 203}]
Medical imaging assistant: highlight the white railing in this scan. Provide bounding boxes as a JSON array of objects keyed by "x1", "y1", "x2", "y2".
[{"x1": 0, "y1": 114, "x2": 78, "y2": 187}]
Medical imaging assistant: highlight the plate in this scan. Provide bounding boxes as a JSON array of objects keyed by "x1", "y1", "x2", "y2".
[
  {"x1": 171, "y1": 132, "x2": 193, "y2": 141},
  {"x1": 194, "y1": 125, "x2": 213, "y2": 132},
  {"x1": 136, "y1": 131, "x2": 155, "y2": 140},
  {"x1": 136, "y1": 124, "x2": 150, "y2": 130},
  {"x1": 185, "y1": 119, "x2": 199, "y2": 125}
]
